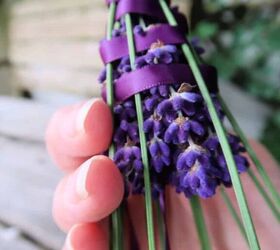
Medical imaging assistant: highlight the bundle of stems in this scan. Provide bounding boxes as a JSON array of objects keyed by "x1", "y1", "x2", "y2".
[{"x1": 102, "y1": 1, "x2": 280, "y2": 250}]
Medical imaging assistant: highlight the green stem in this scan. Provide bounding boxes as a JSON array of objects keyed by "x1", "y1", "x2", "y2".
[
  {"x1": 139, "y1": 16, "x2": 167, "y2": 250},
  {"x1": 106, "y1": 2, "x2": 116, "y2": 108},
  {"x1": 156, "y1": 201, "x2": 166, "y2": 250},
  {"x1": 105, "y1": 3, "x2": 123, "y2": 250},
  {"x1": 159, "y1": 1, "x2": 260, "y2": 249},
  {"x1": 218, "y1": 94, "x2": 280, "y2": 211},
  {"x1": 125, "y1": 14, "x2": 156, "y2": 250},
  {"x1": 111, "y1": 207, "x2": 123, "y2": 250},
  {"x1": 247, "y1": 169, "x2": 280, "y2": 221},
  {"x1": 190, "y1": 196, "x2": 212, "y2": 250},
  {"x1": 220, "y1": 188, "x2": 248, "y2": 243}
]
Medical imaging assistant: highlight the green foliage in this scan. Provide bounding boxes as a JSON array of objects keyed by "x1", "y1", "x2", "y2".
[
  {"x1": 192, "y1": 1, "x2": 280, "y2": 162},
  {"x1": 193, "y1": 4, "x2": 280, "y2": 104},
  {"x1": 261, "y1": 111, "x2": 280, "y2": 163}
]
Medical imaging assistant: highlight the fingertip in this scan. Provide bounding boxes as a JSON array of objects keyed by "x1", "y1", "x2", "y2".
[
  {"x1": 53, "y1": 156, "x2": 124, "y2": 231},
  {"x1": 82, "y1": 99, "x2": 113, "y2": 142},
  {"x1": 76, "y1": 156, "x2": 124, "y2": 221},
  {"x1": 82, "y1": 155, "x2": 124, "y2": 203},
  {"x1": 60, "y1": 99, "x2": 113, "y2": 157},
  {"x1": 63, "y1": 223, "x2": 109, "y2": 250},
  {"x1": 46, "y1": 99, "x2": 113, "y2": 171}
]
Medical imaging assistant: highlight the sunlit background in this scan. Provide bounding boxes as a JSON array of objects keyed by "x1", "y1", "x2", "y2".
[{"x1": 0, "y1": 0, "x2": 279, "y2": 249}]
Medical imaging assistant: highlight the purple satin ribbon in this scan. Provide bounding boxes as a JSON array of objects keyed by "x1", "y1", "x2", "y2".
[
  {"x1": 105, "y1": 0, "x2": 170, "y2": 20},
  {"x1": 99, "y1": 25, "x2": 186, "y2": 64},
  {"x1": 115, "y1": 0, "x2": 165, "y2": 20},
  {"x1": 102, "y1": 64, "x2": 218, "y2": 102},
  {"x1": 105, "y1": 0, "x2": 171, "y2": 4},
  {"x1": 106, "y1": 0, "x2": 119, "y2": 3}
]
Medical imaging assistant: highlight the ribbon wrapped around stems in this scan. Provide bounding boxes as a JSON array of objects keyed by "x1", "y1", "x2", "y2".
[
  {"x1": 100, "y1": 24, "x2": 187, "y2": 64},
  {"x1": 102, "y1": 63, "x2": 218, "y2": 102}
]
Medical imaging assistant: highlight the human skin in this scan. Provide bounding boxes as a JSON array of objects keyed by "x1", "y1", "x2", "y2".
[{"x1": 45, "y1": 98, "x2": 280, "y2": 250}]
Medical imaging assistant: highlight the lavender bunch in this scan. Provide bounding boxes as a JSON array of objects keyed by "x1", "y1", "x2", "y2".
[
  {"x1": 100, "y1": 1, "x2": 280, "y2": 250},
  {"x1": 99, "y1": 36, "x2": 249, "y2": 199}
]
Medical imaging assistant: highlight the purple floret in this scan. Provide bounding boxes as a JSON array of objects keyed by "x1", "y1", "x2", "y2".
[{"x1": 149, "y1": 139, "x2": 170, "y2": 173}]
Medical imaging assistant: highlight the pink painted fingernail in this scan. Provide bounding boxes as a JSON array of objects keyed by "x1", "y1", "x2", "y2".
[
  {"x1": 64, "y1": 224, "x2": 82, "y2": 250},
  {"x1": 76, "y1": 158, "x2": 93, "y2": 200},
  {"x1": 75, "y1": 99, "x2": 97, "y2": 133}
]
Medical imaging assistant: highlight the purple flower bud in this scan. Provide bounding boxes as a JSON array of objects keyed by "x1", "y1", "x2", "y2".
[
  {"x1": 164, "y1": 122, "x2": 179, "y2": 143},
  {"x1": 118, "y1": 56, "x2": 131, "y2": 74},
  {"x1": 164, "y1": 116, "x2": 191, "y2": 144},
  {"x1": 149, "y1": 139, "x2": 170, "y2": 172},
  {"x1": 112, "y1": 29, "x2": 121, "y2": 37},
  {"x1": 114, "y1": 146, "x2": 143, "y2": 171},
  {"x1": 234, "y1": 155, "x2": 249, "y2": 173},
  {"x1": 179, "y1": 159, "x2": 218, "y2": 198},
  {"x1": 145, "y1": 48, "x2": 174, "y2": 65},
  {"x1": 114, "y1": 101, "x2": 136, "y2": 120},
  {"x1": 150, "y1": 85, "x2": 171, "y2": 97},
  {"x1": 204, "y1": 136, "x2": 219, "y2": 151},
  {"x1": 114, "y1": 127, "x2": 127, "y2": 145},
  {"x1": 176, "y1": 144, "x2": 206, "y2": 170},
  {"x1": 135, "y1": 55, "x2": 147, "y2": 69},
  {"x1": 190, "y1": 37, "x2": 205, "y2": 55},
  {"x1": 178, "y1": 92, "x2": 202, "y2": 103},
  {"x1": 134, "y1": 25, "x2": 145, "y2": 36},
  {"x1": 157, "y1": 100, "x2": 172, "y2": 115},
  {"x1": 120, "y1": 120, "x2": 139, "y2": 142},
  {"x1": 144, "y1": 96, "x2": 159, "y2": 112},
  {"x1": 189, "y1": 120, "x2": 205, "y2": 136},
  {"x1": 158, "y1": 85, "x2": 170, "y2": 97},
  {"x1": 143, "y1": 115, "x2": 163, "y2": 137},
  {"x1": 98, "y1": 68, "x2": 106, "y2": 83},
  {"x1": 156, "y1": 99, "x2": 176, "y2": 122},
  {"x1": 162, "y1": 45, "x2": 177, "y2": 53}
]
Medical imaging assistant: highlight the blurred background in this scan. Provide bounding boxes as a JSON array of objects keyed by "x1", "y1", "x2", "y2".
[{"x1": 0, "y1": 0, "x2": 279, "y2": 249}]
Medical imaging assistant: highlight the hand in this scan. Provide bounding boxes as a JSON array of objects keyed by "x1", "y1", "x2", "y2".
[{"x1": 46, "y1": 98, "x2": 280, "y2": 250}]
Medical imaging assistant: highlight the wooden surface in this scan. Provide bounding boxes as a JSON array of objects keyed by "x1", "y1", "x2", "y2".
[
  {"x1": 0, "y1": 96, "x2": 64, "y2": 250},
  {"x1": 7, "y1": 0, "x2": 189, "y2": 96},
  {"x1": 0, "y1": 224, "x2": 40, "y2": 250}
]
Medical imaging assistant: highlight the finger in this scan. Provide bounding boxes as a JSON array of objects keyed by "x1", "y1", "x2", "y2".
[
  {"x1": 46, "y1": 98, "x2": 113, "y2": 171},
  {"x1": 62, "y1": 222, "x2": 109, "y2": 250},
  {"x1": 165, "y1": 187, "x2": 200, "y2": 250},
  {"x1": 208, "y1": 141, "x2": 280, "y2": 249},
  {"x1": 53, "y1": 155, "x2": 124, "y2": 231},
  {"x1": 126, "y1": 195, "x2": 148, "y2": 249},
  {"x1": 248, "y1": 141, "x2": 280, "y2": 186},
  {"x1": 63, "y1": 220, "x2": 132, "y2": 250},
  {"x1": 126, "y1": 195, "x2": 164, "y2": 250},
  {"x1": 166, "y1": 140, "x2": 280, "y2": 250},
  {"x1": 220, "y1": 141, "x2": 280, "y2": 249}
]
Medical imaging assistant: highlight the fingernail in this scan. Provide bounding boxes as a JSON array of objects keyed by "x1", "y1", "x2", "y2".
[
  {"x1": 64, "y1": 233, "x2": 74, "y2": 250},
  {"x1": 64, "y1": 224, "x2": 81, "y2": 250},
  {"x1": 76, "y1": 158, "x2": 93, "y2": 200},
  {"x1": 75, "y1": 99, "x2": 97, "y2": 133}
]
